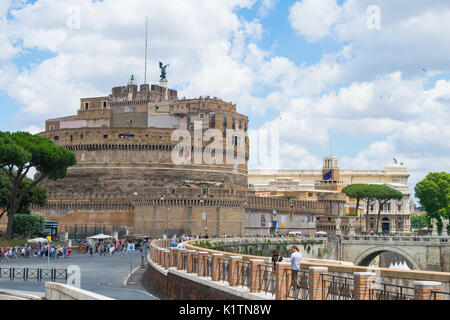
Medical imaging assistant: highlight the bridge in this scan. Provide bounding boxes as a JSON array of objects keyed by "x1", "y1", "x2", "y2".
[
  {"x1": 147, "y1": 238, "x2": 450, "y2": 300},
  {"x1": 336, "y1": 236, "x2": 450, "y2": 272}
]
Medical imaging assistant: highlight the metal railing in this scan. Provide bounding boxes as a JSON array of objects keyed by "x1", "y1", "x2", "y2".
[
  {"x1": 191, "y1": 254, "x2": 198, "y2": 274},
  {"x1": 287, "y1": 269, "x2": 309, "y2": 300},
  {"x1": 429, "y1": 290, "x2": 450, "y2": 301},
  {"x1": 321, "y1": 274, "x2": 354, "y2": 300},
  {"x1": 219, "y1": 258, "x2": 229, "y2": 283},
  {"x1": 236, "y1": 261, "x2": 250, "y2": 288},
  {"x1": 182, "y1": 252, "x2": 187, "y2": 270},
  {"x1": 258, "y1": 264, "x2": 276, "y2": 296},
  {"x1": 0, "y1": 267, "x2": 67, "y2": 282},
  {"x1": 206, "y1": 255, "x2": 212, "y2": 278},
  {"x1": 368, "y1": 283, "x2": 414, "y2": 300}
]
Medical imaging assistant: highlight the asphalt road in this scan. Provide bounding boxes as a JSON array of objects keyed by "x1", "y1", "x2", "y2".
[{"x1": 0, "y1": 250, "x2": 158, "y2": 300}]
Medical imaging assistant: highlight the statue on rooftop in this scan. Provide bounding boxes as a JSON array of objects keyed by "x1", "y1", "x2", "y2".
[{"x1": 159, "y1": 62, "x2": 170, "y2": 81}]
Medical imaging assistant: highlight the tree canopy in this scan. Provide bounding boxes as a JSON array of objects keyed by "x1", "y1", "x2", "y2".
[
  {"x1": 415, "y1": 172, "x2": 449, "y2": 230},
  {"x1": 342, "y1": 184, "x2": 403, "y2": 233},
  {"x1": 0, "y1": 170, "x2": 47, "y2": 217},
  {"x1": 0, "y1": 131, "x2": 76, "y2": 238},
  {"x1": 410, "y1": 212, "x2": 428, "y2": 231},
  {"x1": 12, "y1": 214, "x2": 45, "y2": 237}
]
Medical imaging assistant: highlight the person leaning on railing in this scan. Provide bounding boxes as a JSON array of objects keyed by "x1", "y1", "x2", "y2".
[{"x1": 290, "y1": 246, "x2": 302, "y2": 288}]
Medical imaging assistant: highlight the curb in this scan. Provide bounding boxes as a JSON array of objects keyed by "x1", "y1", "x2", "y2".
[
  {"x1": 0, "y1": 289, "x2": 43, "y2": 300},
  {"x1": 123, "y1": 265, "x2": 142, "y2": 286}
]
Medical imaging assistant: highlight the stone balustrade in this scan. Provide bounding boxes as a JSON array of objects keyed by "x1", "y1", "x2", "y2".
[{"x1": 148, "y1": 238, "x2": 449, "y2": 300}]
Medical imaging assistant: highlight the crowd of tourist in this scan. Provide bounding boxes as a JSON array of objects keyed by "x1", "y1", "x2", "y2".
[
  {"x1": 78, "y1": 239, "x2": 151, "y2": 257},
  {"x1": 0, "y1": 243, "x2": 71, "y2": 261}
]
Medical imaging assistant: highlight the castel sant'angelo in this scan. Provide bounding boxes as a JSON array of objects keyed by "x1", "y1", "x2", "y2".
[{"x1": 27, "y1": 64, "x2": 411, "y2": 239}]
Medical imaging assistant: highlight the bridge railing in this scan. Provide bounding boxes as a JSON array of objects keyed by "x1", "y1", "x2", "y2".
[
  {"x1": 258, "y1": 264, "x2": 276, "y2": 296},
  {"x1": 321, "y1": 274, "x2": 354, "y2": 300},
  {"x1": 430, "y1": 290, "x2": 450, "y2": 300},
  {"x1": 286, "y1": 269, "x2": 309, "y2": 300},
  {"x1": 344, "y1": 235, "x2": 448, "y2": 242},
  {"x1": 148, "y1": 239, "x2": 450, "y2": 300},
  {"x1": 368, "y1": 283, "x2": 414, "y2": 300}
]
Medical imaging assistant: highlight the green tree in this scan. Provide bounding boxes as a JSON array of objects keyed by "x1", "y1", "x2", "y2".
[
  {"x1": 414, "y1": 172, "x2": 449, "y2": 230},
  {"x1": 14, "y1": 214, "x2": 43, "y2": 237},
  {"x1": 371, "y1": 185, "x2": 403, "y2": 233},
  {"x1": 0, "y1": 171, "x2": 47, "y2": 217},
  {"x1": 0, "y1": 131, "x2": 76, "y2": 239},
  {"x1": 12, "y1": 214, "x2": 45, "y2": 237},
  {"x1": 342, "y1": 184, "x2": 375, "y2": 232},
  {"x1": 410, "y1": 212, "x2": 428, "y2": 231}
]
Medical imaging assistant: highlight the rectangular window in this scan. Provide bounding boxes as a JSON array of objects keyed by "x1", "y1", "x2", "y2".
[
  {"x1": 49, "y1": 125, "x2": 54, "y2": 131},
  {"x1": 261, "y1": 215, "x2": 266, "y2": 227},
  {"x1": 370, "y1": 205, "x2": 374, "y2": 212},
  {"x1": 199, "y1": 113, "x2": 205, "y2": 119},
  {"x1": 84, "y1": 102, "x2": 89, "y2": 110},
  {"x1": 397, "y1": 205, "x2": 402, "y2": 212},
  {"x1": 102, "y1": 101, "x2": 107, "y2": 109},
  {"x1": 211, "y1": 116, "x2": 215, "y2": 128},
  {"x1": 232, "y1": 119, "x2": 235, "y2": 129},
  {"x1": 223, "y1": 117, "x2": 227, "y2": 128}
]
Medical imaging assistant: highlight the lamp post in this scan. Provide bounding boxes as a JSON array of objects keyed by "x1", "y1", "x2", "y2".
[
  {"x1": 242, "y1": 200, "x2": 248, "y2": 237},
  {"x1": 160, "y1": 195, "x2": 168, "y2": 239}
]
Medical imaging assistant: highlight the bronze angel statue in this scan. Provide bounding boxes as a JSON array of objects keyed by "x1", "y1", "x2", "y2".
[{"x1": 159, "y1": 62, "x2": 169, "y2": 81}]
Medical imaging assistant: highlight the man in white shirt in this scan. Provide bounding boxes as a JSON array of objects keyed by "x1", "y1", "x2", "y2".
[
  {"x1": 177, "y1": 242, "x2": 185, "y2": 249},
  {"x1": 290, "y1": 246, "x2": 302, "y2": 288}
]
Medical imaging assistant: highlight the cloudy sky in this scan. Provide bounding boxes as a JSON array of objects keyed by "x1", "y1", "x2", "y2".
[{"x1": 0, "y1": 0, "x2": 449, "y2": 201}]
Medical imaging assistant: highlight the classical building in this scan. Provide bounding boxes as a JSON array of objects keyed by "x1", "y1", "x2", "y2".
[
  {"x1": 32, "y1": 76, "x2": 251, "y2": 238},
  {"x1": 26, "y1": 74, "x2": 344, "y2": 239},
  {"x1": 248, "y1": 156, "x2": 412, "y2": 234}
]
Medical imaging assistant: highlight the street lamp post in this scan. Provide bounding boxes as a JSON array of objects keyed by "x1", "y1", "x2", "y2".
[{"x1": 161, "y1": 195, "x2": 170, "y2": 239}]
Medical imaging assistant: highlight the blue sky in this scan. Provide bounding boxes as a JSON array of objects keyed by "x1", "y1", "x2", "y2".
[{"x1": 0, "y1": 0, "x2": 449, "y2": 202}]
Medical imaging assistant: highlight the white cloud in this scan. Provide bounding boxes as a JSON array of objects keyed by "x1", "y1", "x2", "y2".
[
  {"x1": 258, "y1": 0, "x2": 279, "y2": 18},
  {"x1": 289, "y1": 0, "x2": 343, "y2": 42}
]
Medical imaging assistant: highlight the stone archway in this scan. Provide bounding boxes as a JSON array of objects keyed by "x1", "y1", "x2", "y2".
[{"x1": 354, "y1": 246, "x2": 421, "y2": 270}]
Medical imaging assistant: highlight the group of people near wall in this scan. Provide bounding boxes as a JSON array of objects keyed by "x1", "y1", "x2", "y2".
[
  {"x1": 0, "y1": 243, "x2": 71, "y2": 261},
  {"x1": 79, "y1": 239, "x2": 151, "y2": 257}
]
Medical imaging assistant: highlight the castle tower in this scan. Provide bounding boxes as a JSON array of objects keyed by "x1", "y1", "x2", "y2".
[{"x1": 315, "y1": 155, "x2": 344, "y2": 191}]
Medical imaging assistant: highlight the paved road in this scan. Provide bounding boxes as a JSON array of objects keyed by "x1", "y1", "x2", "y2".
[{"x1": 0, "y1": 250, "x2": 158, "y2": 300}]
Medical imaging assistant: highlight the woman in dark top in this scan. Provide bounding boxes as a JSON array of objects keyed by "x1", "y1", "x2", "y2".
[{"x1": 272, "y1": 249, "x2": 282, "y2": 272}]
